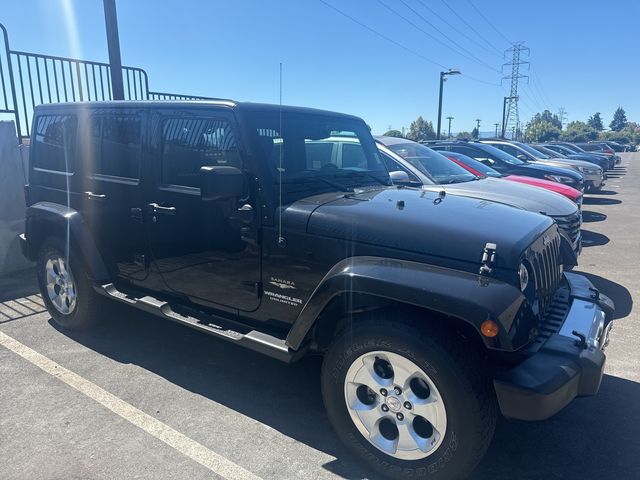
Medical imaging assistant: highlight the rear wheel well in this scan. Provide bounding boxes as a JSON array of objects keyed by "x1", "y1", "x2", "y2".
[
  {"x1": 29, "y1": 218, "x2": 66, "y2": 260},
  {"x1": 309, "y1": 293, "x2": 486, "y2": 355}
]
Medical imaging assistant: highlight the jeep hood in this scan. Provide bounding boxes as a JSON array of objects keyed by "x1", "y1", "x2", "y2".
[
  {"x1": 422, "y1": 177, "x2": 577, "y2": 217},
  {"x1": 293, "y1": 187, "x2": 553, "y2": 269}
]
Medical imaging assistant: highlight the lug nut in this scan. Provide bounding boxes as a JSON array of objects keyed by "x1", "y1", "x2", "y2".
[
  {"x1": 380, "y1": 388, "x2": 388, "y2": 396},
  {"x1": 404, "y1": 401, "x2": 412, "y2": 410},
  {"x1": 381, "y1": 404, "x2": 389, "y2": 412},
  {"x1": 396, "y1": 413, "x2": 404, "y2": 421},
  {"x1": 394, "y1": 387, "x2": 402, "y2": 395}
]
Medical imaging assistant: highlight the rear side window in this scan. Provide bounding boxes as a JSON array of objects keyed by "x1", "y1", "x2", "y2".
[
  {"x1": 33, "y1": 114, "x2": 77, "y2": 172},
  {"x1": 89, "y1": 114, "x2": 142, "y2": 179},
  {"x1": 161, "y1": 117, "x2": 240, "y2": 188}
]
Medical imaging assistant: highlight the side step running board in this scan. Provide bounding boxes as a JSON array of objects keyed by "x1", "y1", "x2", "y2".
[{"x1": 95, "y1": 283, "x2": 299, "y2": 363}]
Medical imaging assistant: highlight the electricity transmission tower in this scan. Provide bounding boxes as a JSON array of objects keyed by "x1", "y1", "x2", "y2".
[
  {"x1": 502, "y1": 43, "x2": 529, "y2": 139},
  {"x1": 557, "y1": 107, "x2": 567, "y2": 128}
]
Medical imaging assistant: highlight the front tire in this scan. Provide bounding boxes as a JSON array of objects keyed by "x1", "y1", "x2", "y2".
[
  {"x1": 37, "y1": 237, "x2": 103, "y2": 330},
  {"x1": 321, "y1": 314, "x2": 497, "y2": 480}
]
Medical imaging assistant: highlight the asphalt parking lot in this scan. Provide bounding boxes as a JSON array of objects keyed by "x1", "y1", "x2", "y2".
[{"x1": 1, "y1": 154, "x2": 638, "y2": 480}]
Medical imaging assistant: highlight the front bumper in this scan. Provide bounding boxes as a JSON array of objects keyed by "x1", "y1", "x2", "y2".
[
  {"x1": 583, "y1": 172, "x2": 605, "y2": 189},
  {"x1": 493, "y1": 272, "x2": 615, "y2": 421}
]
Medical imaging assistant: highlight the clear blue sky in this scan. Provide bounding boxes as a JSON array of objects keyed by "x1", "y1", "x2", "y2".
[{"x1": 2, "y1": 0, "x2": 638, "y2": 134}]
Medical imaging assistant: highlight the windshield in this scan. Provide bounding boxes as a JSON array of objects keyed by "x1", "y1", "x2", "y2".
[
  {"x1": 446, "y1": 152, "x2": 502, "y2": 178},
  {"x1": 517, "y1": 142, "x2": 552, "y2": 159},
  {"x1": 245, "y1": 111, "x2": 390, "y2": 201},
  {"x1": 535, "y1": 145, "x2": 567, "y2": 158},
  {"x1": 387, "y1": 142, "x2": 477, "y2": 184},
  {"x1": 473, "y1": 143, "x2": 526, "y2": 165}
]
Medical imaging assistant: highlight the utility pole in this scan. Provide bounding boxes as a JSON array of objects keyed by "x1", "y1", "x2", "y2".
[
  {"x1": 494, "y1": 123, "x2": 499, "y2": 137},
  {"x1": 103, "y1": 0, "x2": 125, "y2": 100},
  {"x1": 501, "y1": 95, "x2": 518, "y2": 138},
  {"x1": 502, "y1": 43, "x2": 529, "y2": 139},
  {"x1": 446, "y1": 116, "x2": 453, "y2": 138}
]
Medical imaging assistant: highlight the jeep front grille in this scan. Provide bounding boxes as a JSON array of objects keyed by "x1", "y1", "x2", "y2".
[
  {"x1": 551, "y1": 210, "x2": 581, "y2": 246},
  {"x1": 530, "y1": 231, "x2": 563, "y2": 317}
]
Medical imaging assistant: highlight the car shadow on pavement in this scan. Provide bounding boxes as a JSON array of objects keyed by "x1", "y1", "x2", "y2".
[
  {"x1": 473, "y1": 374, "x2": 640, "y2": 479},
  {"x1": 572, "y1": 271, "x2": 633, "y2": 320},
  {"x1": 589, "y1": 189, "x2": 618, "y2": 196},
  {"x1": 51, "y1": 294, "x2": 638, "y2": 480},
  {"x1": 51, "y1": 305, "x2": 373, "y2": 479},
  {"x1": 581, "y1": 230, "x2": 610, "y2": 247},
  {"x1": 581, "y1": 210, "x2": 607, "y2": 223},
  {"x1": 582, "y1": 197, "x2": 622, "y2": 206}
]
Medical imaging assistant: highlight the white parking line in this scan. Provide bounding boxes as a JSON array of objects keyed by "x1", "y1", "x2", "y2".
[{"x1": 0, "y1": 330, "x2": 262, "y2": 480}]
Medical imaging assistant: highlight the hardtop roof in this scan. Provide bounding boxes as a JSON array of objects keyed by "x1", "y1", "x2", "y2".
[{"x1": 33, "y1": 100, "x2": 363, "y2": 122}]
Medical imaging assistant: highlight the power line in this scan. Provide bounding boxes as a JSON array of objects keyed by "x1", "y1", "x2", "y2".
[
  {"x1": 317, "y1": 0, "x2": 447, "y2": 69},
  {"x1": 415, "y1": 0, "x2": 502, "y2": 59},
  {"x1": 522, "y1": 83, "x2": 546, "y2": 112},
  {"x1": 439, "y1": 0, "x2": 505, "y2": 56},
  {"x1": 374, "y1": 0, "x2": 482, "y2": 69},
  {"x1": 465, "y1": 0, "x2": 513, "y2": 46},
  {"x1": 384, "y1": 0, "x2": 502, "y2": 74},
  {"x1": 318, "y1": 0, "x2": 501, "y2": 88},
  {"x1": 530, "y1": 67, "x2": 555, "y2": 110}
]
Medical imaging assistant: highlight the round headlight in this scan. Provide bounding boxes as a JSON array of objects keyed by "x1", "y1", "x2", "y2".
[{"x1": 518, "y1": 263, "x2": 529, "y2": 292}]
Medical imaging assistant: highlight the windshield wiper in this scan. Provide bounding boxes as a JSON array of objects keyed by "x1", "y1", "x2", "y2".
[
  {"x1": 343, "y1": 170, "x2": 392, "y2": 186},
  {"x1": 280, "y1": 176, "x2": 353, "y2": 192}
]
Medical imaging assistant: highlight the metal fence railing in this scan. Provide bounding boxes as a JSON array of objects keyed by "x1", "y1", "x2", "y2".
[{"x1": 0, "y1": 22, "x2": 214, "y2": 142}]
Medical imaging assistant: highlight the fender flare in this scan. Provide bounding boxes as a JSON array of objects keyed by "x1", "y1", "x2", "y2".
[
  {"x1": 24, "y1": 202, "x2": 110, "y2": 282},
  {"x1": 286, "y1": 256, "x2": 532, "y2": 352}
]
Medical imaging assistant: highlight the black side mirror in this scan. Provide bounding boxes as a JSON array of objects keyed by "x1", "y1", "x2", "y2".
[{"x1": 200, "y1": 166, "x2": 244, "y2": 201}]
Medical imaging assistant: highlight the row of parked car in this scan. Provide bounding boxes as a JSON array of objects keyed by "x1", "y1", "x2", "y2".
[{"x1": 21, "y1": 100, "x2": 618, "y2": 480}]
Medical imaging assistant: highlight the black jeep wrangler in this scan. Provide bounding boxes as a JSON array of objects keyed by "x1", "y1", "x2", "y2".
[{"x1": 20, "y1": 101, "x2": 615, "y2": 480}]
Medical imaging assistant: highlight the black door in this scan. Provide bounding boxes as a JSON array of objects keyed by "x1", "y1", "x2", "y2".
[
  {"x1": 145, "y1": 109, "x2": 261, "y2": 312},
  {"x1": 78, "y1": 107, "x2": 148, "y2": 285}
]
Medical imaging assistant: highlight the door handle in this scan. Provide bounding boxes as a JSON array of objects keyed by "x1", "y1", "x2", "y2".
[
  {"x1": 148, "y1": 203, "x2": 177, "y2": 215},
  {"x1": 84, "y1": 191, "x2": 106, "y2": 202}
]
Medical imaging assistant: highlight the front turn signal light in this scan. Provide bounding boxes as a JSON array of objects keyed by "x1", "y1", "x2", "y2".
[{"x1": 481, "y1": 320, "x2": 500, "y2": 338}]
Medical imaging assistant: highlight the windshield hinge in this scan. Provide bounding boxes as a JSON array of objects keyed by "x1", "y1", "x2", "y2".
[{"x1": 479, "y1": 243, "x2": 497, "y2": 275}]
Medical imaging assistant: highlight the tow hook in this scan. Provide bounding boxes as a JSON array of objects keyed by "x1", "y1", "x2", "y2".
[
  {"x1": 479, "y1": 243, "x2": 497, "y2": 275},
  {"x1": 572, "y1": 330, "x2": 588, "y2": 349}
]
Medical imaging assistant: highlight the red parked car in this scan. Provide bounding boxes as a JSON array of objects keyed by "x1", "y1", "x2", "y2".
[{"x1": 444, "y1": 151, "x2": 583, "y2": 208}]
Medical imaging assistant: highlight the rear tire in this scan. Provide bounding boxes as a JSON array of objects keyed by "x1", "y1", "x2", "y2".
[
  {"x1": 321, "y1": 313, "x2": 497, "y2": 480},
  {"x1": 37, "y1": 237, "x2": 103, "y2": 330}
]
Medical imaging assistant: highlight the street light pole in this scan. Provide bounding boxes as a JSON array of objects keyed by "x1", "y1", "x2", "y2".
[
  {"x1": 494, "y1": 123, "x2": 499, "y2": 137},
  {"x1": 446, "y1": 116, "x2": 453, "y2": 138},
  {"x1": 475, "y1": 119, "x2": 481, "y2": 138},
  {"x1": 103, "y1": 0, "x2": 124, "y2": 100},
  {"x1": 436, "y1": 69, "x2": 461, "y2": 140}
]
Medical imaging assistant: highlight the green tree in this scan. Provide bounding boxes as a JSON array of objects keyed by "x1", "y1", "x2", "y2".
[
  {"x1": 529, "y1": 110, "x2": 562, "y2": 130},
  {"x1": 406, "y1": 116, "x2": 436, "y2": 142},
  {"x1": 587, "y1": 112, "x2": 604, "y2": 131},
  {"x1": 524, "y1": 120, "x2": 561, "y2": 142},
  {"x1": 471, "y1": 126, "x2": 479, "y2": 139},
  {"x1": 383, "y1": 129, "x2": 404, "y2": 138},
  {"x1": 609, "y1": 107, "x2": 628, "y2": 131},
  {"x1": 600, "y1": 124, "x2": 640, "y2": 144},
  {"x1": 560, "y1": 121, "x2": 598, "y2": 142},
  {"x1": 455, "y1": 131, "x2": 473, "y2": 139}
]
